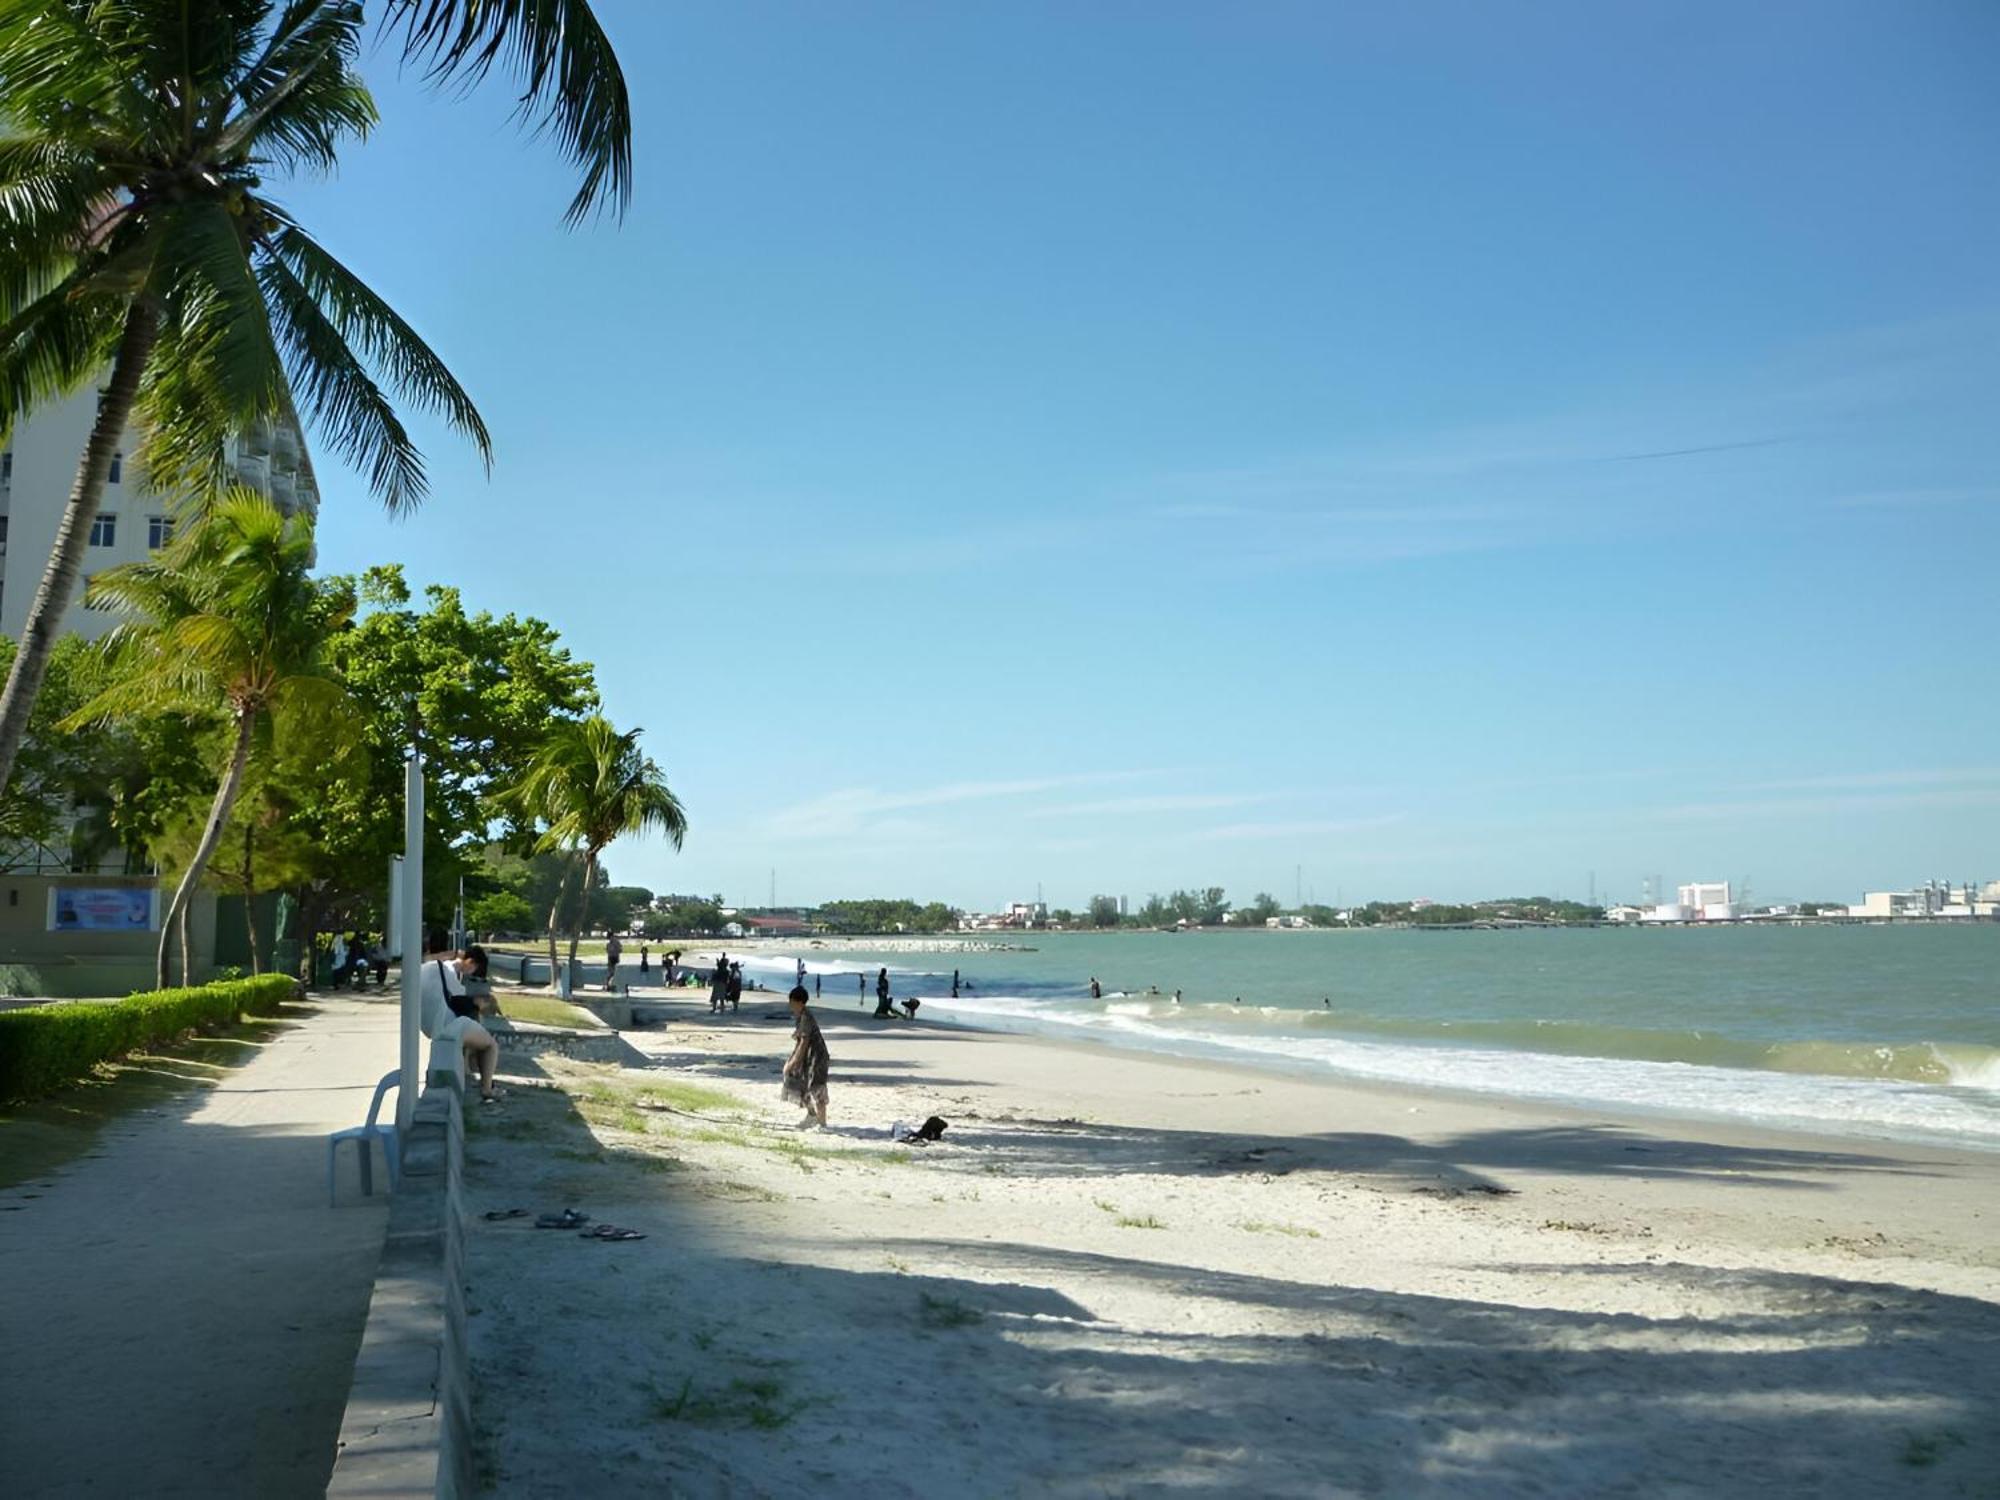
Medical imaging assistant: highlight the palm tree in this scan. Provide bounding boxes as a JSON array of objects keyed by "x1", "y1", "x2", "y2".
[
  {"x1": 518, "y1": 716, "x2": 686, "y2": 984},
  {"x1": 66, "y1": 489, "x2": 355, "y2": 987},
  {"x1": 0, "y1": 0, "x2": 634, "y2": 802}
]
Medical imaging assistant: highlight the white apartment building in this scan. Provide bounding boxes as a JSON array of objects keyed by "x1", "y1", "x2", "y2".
[{"x1": 0, "y1": 384, "x2": 318, "y2": 641}]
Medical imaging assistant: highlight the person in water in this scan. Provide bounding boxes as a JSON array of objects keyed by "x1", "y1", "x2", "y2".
[{"x1": 1088, "y1": 976, "x2": 1102, "y2": 999}]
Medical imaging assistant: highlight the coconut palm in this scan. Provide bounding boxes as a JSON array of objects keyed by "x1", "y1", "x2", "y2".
[
  {"x1": 66, "y1": 489, "x2": 355, "y2": 987},
  {"x1": 0, "y1": 0, "x2": 634, "y2": 801},
  {"x1": 517, "y1": 715, "x2": 686, "y2": 984}
]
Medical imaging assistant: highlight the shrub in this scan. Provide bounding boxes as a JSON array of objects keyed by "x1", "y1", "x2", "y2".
[{"x1": 0, "y1": 974, "x2": 298, "y2": 1103}]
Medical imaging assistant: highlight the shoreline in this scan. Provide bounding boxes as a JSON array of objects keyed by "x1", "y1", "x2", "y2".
[{"x1": 464, "y1": 989, "x2": 2000, "y2": 1494}]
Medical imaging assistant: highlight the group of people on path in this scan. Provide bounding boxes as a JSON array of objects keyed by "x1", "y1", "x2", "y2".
[{"x1": 327, "y1": 931, "x2": 390, "y2": 989}]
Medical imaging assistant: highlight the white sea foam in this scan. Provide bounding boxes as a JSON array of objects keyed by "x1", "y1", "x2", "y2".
[{"x1": 915, "y1": 993, "x2": 2000, "y2": 1150}]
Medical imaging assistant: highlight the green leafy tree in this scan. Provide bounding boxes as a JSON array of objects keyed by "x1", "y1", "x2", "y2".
[
  {"x1": 0, "y1": 0, "x2": 499, "y2": 803},
  {"x1": 1241, "y1": 892, "x2": 1281, "y2": 925},
  {"x1": 1088, "y1": 895, "x2": 1121, "y2": 928},
  {"x1": 465, "y1": 889, "x2": 535, "y2": 936},
  {"x1": 277, "y1": 572, "x2": 599, "y2": 968},
  {"x1": 641, "y1": 902, "x2": 723, "y2": 939},
  {"x1": 66, "y1": 491, "x2": 355, "y2": 986},
  {"x1": 517, "y1": 716, "x2": 686, "y2": 981}
]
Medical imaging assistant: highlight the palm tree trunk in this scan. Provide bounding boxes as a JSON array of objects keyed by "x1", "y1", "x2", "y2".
[
  {"x1": 0, "y1": 302, "x2": 161, "y2": 799},
  {"x1": 157, "y1": 708, "x2": 255, "y2": 989},
  {"x1": 243, "y1": 822, "x2": 262, "y2": 976},
  {"x1": 177, "y1": 901, "x2": 192, "y2": 989},
  {"x1": 543, "y1": 856, "x2": 574, "y2": 991},
  {"x1": 567, "y1": 850, "x2": 600, "y2": 972}
]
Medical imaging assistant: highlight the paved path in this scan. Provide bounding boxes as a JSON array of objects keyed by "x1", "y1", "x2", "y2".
[{"x1": 0, "y1": 993, "x2": 402, "y2": 1497}]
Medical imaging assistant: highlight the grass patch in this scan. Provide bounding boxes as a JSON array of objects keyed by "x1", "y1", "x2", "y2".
[
  {"x1": 1115, "y1": 1214, "x2": 1166, "y2": 1230},
  {"x1": 1093, "y1": 1198, "x2": 1119, "y2": 1214},
  {"x1": 1238, "y1": 1220, "x2": 1321, "y2": 1239},
  {"x1": 919, "y1": 1292, "x2": 985, "y2": 1329},
  {"x1": 495, "y1": 996, "x2": 605, "y2": 1031},
  {"x1": 1900, "y1": 1430, "x2": 1966, "y2": 1468},
  {"x1": 650, "y1": 1374, "x2": 803, "y2": 1429},
  {"x1": 631, "y1": 1079, "x2": 740, "y2": 1114}
]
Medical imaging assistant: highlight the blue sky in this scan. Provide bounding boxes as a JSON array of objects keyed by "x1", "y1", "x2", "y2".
[{"x1": 294, "y1": 1, "x2": 1999, "y2": 909}]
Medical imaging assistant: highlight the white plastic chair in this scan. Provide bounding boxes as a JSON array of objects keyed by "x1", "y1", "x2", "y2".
[{"x1": 328, "y1": 1069, "x2": 401, "y2": 1205}]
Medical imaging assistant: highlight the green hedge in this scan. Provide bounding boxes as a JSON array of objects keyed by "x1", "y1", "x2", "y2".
[{"x1": 0, "y1": 974, "x2": 299, "y2": 1104}]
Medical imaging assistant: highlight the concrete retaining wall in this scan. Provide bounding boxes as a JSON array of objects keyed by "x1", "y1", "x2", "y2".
[
  {"x1": 488, "y1": 1015, "x2": 637, "y2": 1066},
  {"x1": 326, "y1": 1080, "x2": 470, "y2": 1499}
]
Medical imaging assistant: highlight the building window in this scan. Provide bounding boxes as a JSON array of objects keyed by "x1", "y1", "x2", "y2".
[
  {"x1": 89, "y1": 513, "x2": 116, "y2": 547},
  {"x1": 147, "y1": 515, "x2": 174, "y2": 550},
  {"x1": 108, "y1": 452, "x2": 122, "y2": 484}
]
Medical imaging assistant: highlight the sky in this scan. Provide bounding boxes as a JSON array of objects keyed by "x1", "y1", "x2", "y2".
[{"x1": 289, "y1": 0, "x2": 1999, "y2": 910}]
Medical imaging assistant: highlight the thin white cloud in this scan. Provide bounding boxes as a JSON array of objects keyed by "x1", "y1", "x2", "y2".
[
  {"x1": 763, "y1": 771, "x2": 1161, "y2": 840},
  {"x1": 1642, "y1": 788, "x2": 2000, "y2": 824},
  {"x1": 1831, "y1": 487, "x2": 1995, "y2": 510},
  {"x1": 1193, "y1": 814, "x2": 1405, "y2": 841},
  {"x1": 1738, "y1": 767, "x2": 2000, "y2": 793},
  {"x1": 1024, "y1": 793, "x2": 1273, "y2": 820}
]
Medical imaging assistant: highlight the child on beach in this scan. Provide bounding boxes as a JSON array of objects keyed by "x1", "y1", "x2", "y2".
[{"x1": 783, "y1": 985, "x2": 830, "y2": 1129}]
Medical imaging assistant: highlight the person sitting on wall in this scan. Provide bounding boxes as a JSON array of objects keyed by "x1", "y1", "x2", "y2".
[
  {"x1": 418, "y1": 935, "x2": 503, "y2": 1105},
  {"x1": 461, "y1": 943, "x2": 497, "y2": 1017}
]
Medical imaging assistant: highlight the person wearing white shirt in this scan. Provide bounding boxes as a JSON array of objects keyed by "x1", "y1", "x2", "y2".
[{"x1": 419, "y1": 944, "x2": 502, "y2": 1103}]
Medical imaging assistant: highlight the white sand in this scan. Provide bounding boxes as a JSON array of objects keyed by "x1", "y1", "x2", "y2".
[{"x1": 463, "y1": 994, "x2": 2000, "y2": 1497}]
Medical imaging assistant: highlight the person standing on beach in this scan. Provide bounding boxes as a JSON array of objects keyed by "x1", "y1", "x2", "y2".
[
  {"x1": 796, "y1": 957, "x2": 808, "y2": 991},
  {"x1": 874, "y1": 967, "x2": 894, "y2": 1017},
  {"x1": 638, "y1": 944, "x2": 650, "y2": 975},
  {"x1": 728, "y1": 961, "x2": 744, "y2": 1012},
  {"x1": 710, "y1": 955, "x2": 729, "y2": 1015},
  {"x1": 783, "y1": 985, "x2": 830, "y2": 1129},
  {"x1": 604, "y1": 933, "x2": 623, "y2": 990},
  {"x1": 952, "y1": 969, "x2": 960, "y2": 998}
]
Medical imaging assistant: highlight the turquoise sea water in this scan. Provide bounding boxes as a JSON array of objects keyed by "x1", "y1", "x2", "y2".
[{"x1": 729, "y1": 926, "x2": 2000, "y2": 1149}]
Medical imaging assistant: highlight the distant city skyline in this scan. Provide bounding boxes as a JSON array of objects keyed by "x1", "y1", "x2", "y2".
[{"x1": 284, "y1": 3, "x2": 1996, "y2": 905}]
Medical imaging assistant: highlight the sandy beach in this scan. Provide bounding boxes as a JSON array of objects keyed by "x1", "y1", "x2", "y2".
[{"x1": 463, "y1": 990, "x2": 1999, "y2": 1497}]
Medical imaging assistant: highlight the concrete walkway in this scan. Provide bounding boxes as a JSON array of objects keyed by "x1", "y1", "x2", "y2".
[{"x1": 0, "y1": 993, "x2": 403, "y2": 1497}]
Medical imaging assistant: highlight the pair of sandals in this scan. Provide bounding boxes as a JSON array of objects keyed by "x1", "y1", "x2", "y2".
[
  {"x1": 490, "y1": 1208, "x2": 646, "y2": 1241},
  {"x1": 578, "y1": 1223, "x2": 645, "y2": 1242}
]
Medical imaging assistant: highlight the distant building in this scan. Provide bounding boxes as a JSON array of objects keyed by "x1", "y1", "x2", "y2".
[
  {"x1": 1, "y1": 386, "x2": 319, "y2": 641},
  {"x1": 740, "y1": 913, "x2": 810, "y2": 937},
  {"x1": 1671, "y1": 881, "x2": 1738, "y2": 921}
]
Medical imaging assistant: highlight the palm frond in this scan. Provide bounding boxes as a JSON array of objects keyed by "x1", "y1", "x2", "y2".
[
  {"x1": 256, "y1": 249, "x2": 426, "y2": 511},
  {"x1": 216, "y1": 0, "x2": 375, "y2": 173},
  {"x1": 0, "y1": 264, "x2": 125, "y2": 442},
  {"x1": 383, "y1": 0, "x2": 631, "y2": 223},
  {"x1": 135, "y1": 199, "x2": 290, "y2": 492},
  {"x1": 0, "y1": 136, "x2": 121, "y2": 310},
  {"x1": 263, "y1": 219, "x2": 491, "y2": 465},
  {"x1": 0, "y1": 0, "x2": 149, "y2": 138}
]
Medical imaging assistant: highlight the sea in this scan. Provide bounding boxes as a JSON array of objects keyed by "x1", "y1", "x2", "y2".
[{"x1": 717, "y1": 925, "x2": 2000, "y2": 1151}]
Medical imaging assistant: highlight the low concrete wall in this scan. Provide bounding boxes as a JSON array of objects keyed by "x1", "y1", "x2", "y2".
[
  {"x1": 488, "y1": 1015, "x2": 634, "y2": 1065},
  {"x1": 326, "y1": 1080, "x2": 470, "y2": 1499}
]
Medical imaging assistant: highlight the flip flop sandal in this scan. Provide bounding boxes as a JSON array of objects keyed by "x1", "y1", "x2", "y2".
[
  {"x1": 482, "y1": 1208, "x2": 529, "y2": 1220},
  {"x1": 581, "y1": 1226, "x2": 645, "y2": 1241},
  {"x1": 534, "y1": 1209, "x2": 590, "y2": 1229}
]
